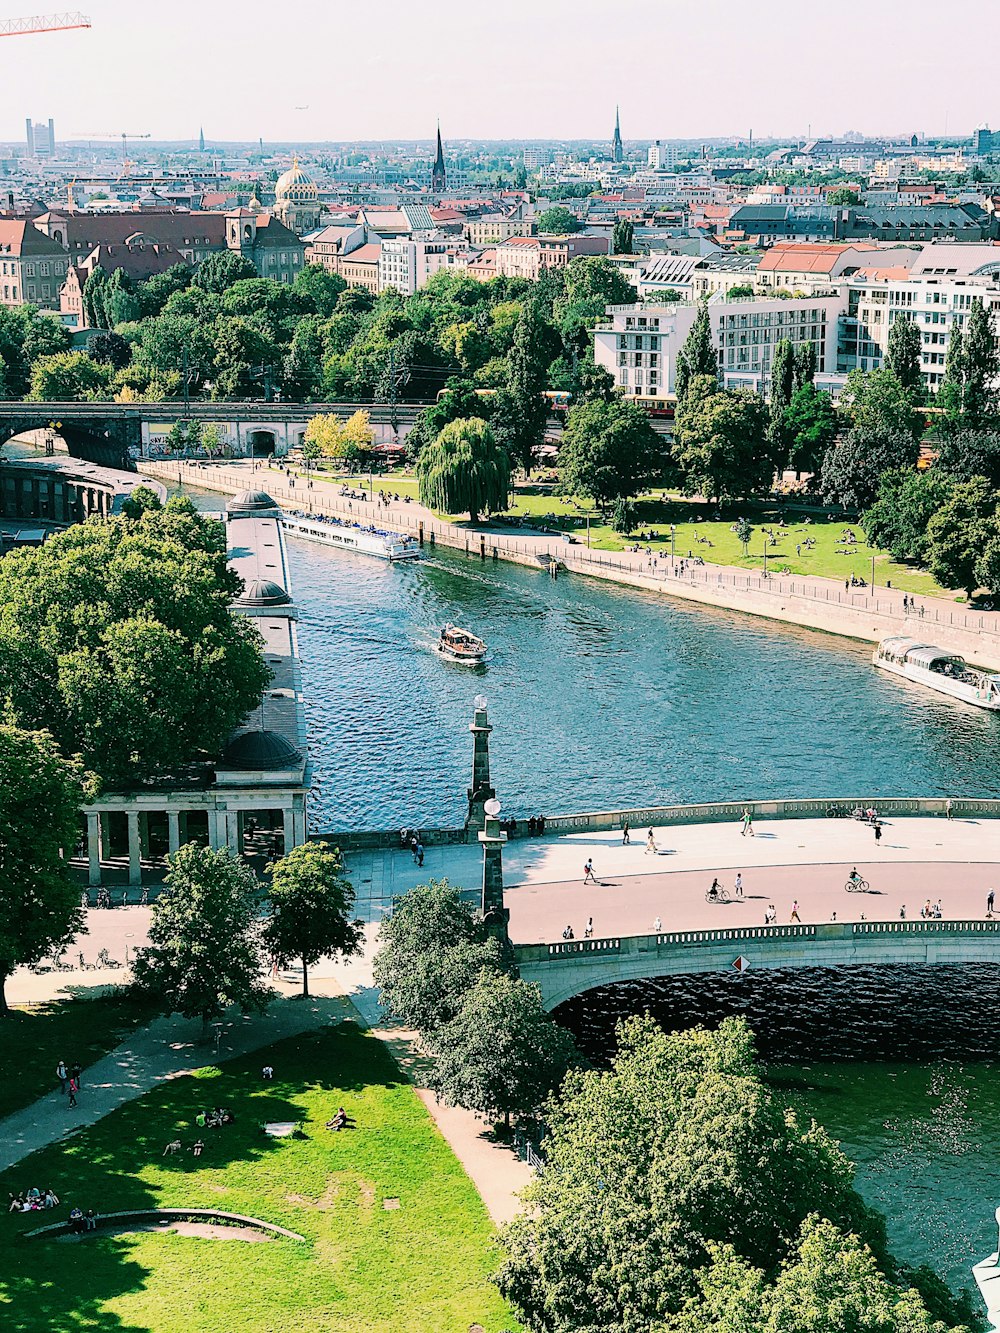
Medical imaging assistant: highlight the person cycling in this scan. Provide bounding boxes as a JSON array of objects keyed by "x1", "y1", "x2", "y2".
[
  {"x1": 707, "y1": 878, "x2": 720, "y2": 901},
  {"x1": 848, "y1": 867, "x2": 861, "y2": 886}
]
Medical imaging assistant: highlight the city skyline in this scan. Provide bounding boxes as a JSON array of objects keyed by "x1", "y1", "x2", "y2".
[{"x1": 2, "y1": 0, "x2": 997, "y2": 145}]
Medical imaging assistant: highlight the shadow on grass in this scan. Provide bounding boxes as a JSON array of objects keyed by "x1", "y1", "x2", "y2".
[{"x1": 0, "y1": 1023, "x2": 403, "y2": 1333}]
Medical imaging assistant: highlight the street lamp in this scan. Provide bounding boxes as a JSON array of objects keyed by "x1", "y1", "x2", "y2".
[
  {"x1": 763, "y1": 539, "x2": 768, "y2": 580},
  {"x1": 871, "y1": 553, "x2": 876, "y2": 590},
  {"x1": 670, "y1": 523, "x2": 676, "y2": 566}
]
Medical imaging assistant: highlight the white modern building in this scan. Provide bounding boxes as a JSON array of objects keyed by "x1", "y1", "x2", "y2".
[
  {"x1": 378, "y1": 237, "x2": 466, "y2": 295},
  {"x1": 647, "y1": 140, "x2": 680, "y2": 170}
]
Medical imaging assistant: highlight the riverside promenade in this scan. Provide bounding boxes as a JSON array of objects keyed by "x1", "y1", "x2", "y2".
[{"x1": 139, "y1": 457, "x2": 1000, "y2": 670}]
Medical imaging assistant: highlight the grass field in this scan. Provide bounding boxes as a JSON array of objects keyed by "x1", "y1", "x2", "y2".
[
  {"x1": 289, "y1": 462, "x2": 953, "y2": 598},
  {"x1": 0, "y1": 994, "x2": 155, "y2": 1120},
  {"x1": 0, "y1": 1024, "x2": 514, "y2": 1333}
]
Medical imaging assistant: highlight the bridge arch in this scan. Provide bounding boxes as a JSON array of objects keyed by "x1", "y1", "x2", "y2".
[{"x1": 515, "y1": 921, "x2": 1000, "y2": 1012}]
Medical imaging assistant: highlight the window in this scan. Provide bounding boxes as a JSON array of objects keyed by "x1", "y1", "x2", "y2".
[{"x1": 24, "y1": 263, "x2": 34, "y2": 277}]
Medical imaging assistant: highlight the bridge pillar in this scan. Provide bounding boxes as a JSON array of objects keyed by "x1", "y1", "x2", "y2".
[{"x1": 465, "y1": 696, "x2": 495, "y2": 839}]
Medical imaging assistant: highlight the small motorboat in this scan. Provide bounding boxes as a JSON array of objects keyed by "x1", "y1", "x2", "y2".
[{"x1": 437, "y1": 624, "x2": 486, "y2": 665}]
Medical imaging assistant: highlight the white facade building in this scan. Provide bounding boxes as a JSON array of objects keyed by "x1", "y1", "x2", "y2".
[
  {"x1": 594, "y1": 294, "x2": 845, "y2": 399},
  {"x1": 647, "y1": 140, "x2": 679, "y2": 170},
  {"x1": 378, "y1": 237, "x2": 461, "y2": 295}
]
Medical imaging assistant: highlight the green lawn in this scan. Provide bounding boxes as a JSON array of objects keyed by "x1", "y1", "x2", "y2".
[
  {"x1": 0, "y1": 994, "x2": 155, "y2": 1120},
  {"x1": 0, "y1": 1024, "x2": 515, "y2": 1333}
]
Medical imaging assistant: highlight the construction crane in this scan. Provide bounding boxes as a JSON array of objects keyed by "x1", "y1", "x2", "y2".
[
  {"x1": 75, "y1": 131, "x2": 152, "y2": 164},
  {"x1": 0, "y1": 12, "x2": 91, "y2": 37}
]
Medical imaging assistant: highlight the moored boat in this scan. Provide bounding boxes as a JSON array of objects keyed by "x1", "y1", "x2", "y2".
[
  {"x1": 437, "y1": 624, "x2": 487, "y2": 665},
  {"x1": 280, "y1": 510, "x2": 420, "y2": 562},
  {"x1": 873, "y1": 636, "x2": 1000, "y2": 710}
]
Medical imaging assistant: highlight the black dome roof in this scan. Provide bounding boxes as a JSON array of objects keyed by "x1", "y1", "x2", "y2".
[
  {"x1": 235, "y1": 577, "x2": 291, "y2": 607},
  {"x1": 227, "y1": 489, "x2": 279, "y2": 513},
  {"x1": 220, "y1": 730, "x2": 302, "y2": 770}
]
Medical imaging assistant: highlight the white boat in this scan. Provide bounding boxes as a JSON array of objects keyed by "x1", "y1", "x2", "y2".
[
  {"x1": 280, "y1": 510, "x2": 420, "y2": 562},
  {"x1": 873, "y1": 636, "x2": 1000, "y2": 711},
  {"x1": 437, "y1": 624, "x2": 487, "y2": 665}
]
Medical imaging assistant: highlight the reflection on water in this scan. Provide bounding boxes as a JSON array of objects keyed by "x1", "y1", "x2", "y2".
[{"x1": 553, "y1": 964, "x2": 1000, "y2": 1299}]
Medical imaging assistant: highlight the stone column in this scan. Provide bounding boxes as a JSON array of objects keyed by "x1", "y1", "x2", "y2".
[
  {"x1": 227, "y1": 812, "x2": 240, "y2": 853},
  {"x1": 86, "y1": 812, "x2": 101, "y2": 887},
  {"x1": 127, "y1": 812, "x2": 141, "y2": 886},
  {"x1": 99, "y1": 812, "x2": 112, "y2": 860},
  {"x1": 207, "y1": 810, "x2": 223, "y2": 850},
  {"x1": 139, "y1": 812, "x2": 150, "y2": 859},
  {"x1": 292, "y1": 807, "x2": 307, "y2": 848},
  {"x1": 465, "y1": 697, "x2": 496, "y2": 839},
  {"x1": 281, "y1": 807, "x2": 294, "y2": 854},
  {"x1": 167, "y1": 811, "x2": 180, "y2": 856},
  {"x1": 479, "y1": 806, "x2": 509, "y2": 937}
]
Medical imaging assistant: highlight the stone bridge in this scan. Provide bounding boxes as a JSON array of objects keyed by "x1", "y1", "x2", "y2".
[{"x1": 515, "y1": 920, "x2": 1000, "y2": 1011}]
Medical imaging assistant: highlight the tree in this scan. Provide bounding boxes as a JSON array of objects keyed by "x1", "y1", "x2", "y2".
[
  {"x1": 975, "y1": 534, "x2": 1000, "y2": 597},
  {"x1": 132, "y1": 844, "x2": 271, "y2": 1028},
  {"x1": 820, "y1": 424, "x2": 920, "y2": 512},
  {"x1": 119, "y1": 484, "x2": 164, "y2": 521},
  {"x1": 372, "y1": 880, "x2": 508, "y2": 1035},
  {"x1": 87, "y1": 330, "x2": 132, "y2": 371},
  {"x1": 675, "y1": 1217, "x2": 957, "y2": 1333},
  {"x1": 839, "y1": 366, "x2": 923, "y2": 441},
  {"x1": 28, "y1": 351, "x2": 112, "y2": 401},
  {"x1": 0, "y1": 498, "x2": 271, "y2": 786},
  {"x1": 611, "y1": 218, "x2": 634, "y2": 255},
  {"x1": 292, "y1": 264, "x2": 347, "y2": 317},
  {"x1": 961, "y1": 297, "x2": 999, "y2": 428},
  {"x1": 726, "y1": 283, "x2": 755, "y2": 301},
  {"x1": 405, "y1": 378, "x2": 488, "y2": 459},
  {"x1": 925, "y1": 476, "x2": 1000, "y2": 595},
  {"x1": 767, "y1": 338, "x2": 796, "y2": 453},
  {"x1": 610, "y1": 496, "x2": 638, "y2": 535},
  {"x1": 784, "y1": 383, "x2": 838, "y2": 475},
  {"x1": 0, "y1": 726, "x2": 90, "y2": 1012},
  {"x1": 674, "y1": 302, "x2": 717, "y2": 405},
  {"x1": 793, "y1": 339, "x2": 816, "y2": 391},
  {"x1": 938, "y1": 325, "x2": 965, "y2": 429},
  {"x1": 554, "y1": 257, "x2": 637, "y2": 352},
  {"x1": 886, "y1": 315, "x2": 924, "y2": 402},
  {"x1": 491, "y1": 305, "x2": 550, "y2": 474},
  {"x1": 494, "y1": 1016, "x2": 889, "y2": 1333},
  {"x1": 860, "y1": 469, "x2": 954, "y2": 565},
  {"x1": 735, "y1": 516, "x2": 753, "y2": 555},
  {"x1": 828, "y1": 187, "x2": 860, "y2": 205},
  {"x1": 935, "y1": 429, "x2": 1000, "y2": 487},
  {"x1": 672, "y1": 376, "x2": 772, "y2": 502},
  {"x1": 262, "y1": 842, "x2": 364, "y2": 997},
  {"x1": 83, "y1": 266, "x2": 110, "y2": 329},
  {"x1": 304, "y1": 409, "x2": 375, "y2": 468},
  {"x1": 536, "y1": 206, "x2": 582, "y2": 235},
  {"x1": 559, "y1": 397, "x2": 663, "y2": 510},
  {"x1": 417, "y1": 417, "x2": 511, "y2": 522},
  {"x1": 429, "y1": 973, "x2": 577, "y2": 1129},
  {"x1": 192, "y1": 250, "x2": 258, "y2": 294}
]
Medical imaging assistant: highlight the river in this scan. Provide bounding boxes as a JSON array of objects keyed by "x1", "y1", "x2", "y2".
[{"x1": 180, "y1": 482, "x2": 1000, "y2": 1302}]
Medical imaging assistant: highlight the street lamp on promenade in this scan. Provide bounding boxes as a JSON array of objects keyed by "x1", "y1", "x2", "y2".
[{"x1": 670, "y1": 523, "x2": 676, "y2": 566}]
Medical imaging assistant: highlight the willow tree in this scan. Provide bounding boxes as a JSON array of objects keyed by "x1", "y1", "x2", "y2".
[{"x1": 417, "y1": 416, "x2": 511, "y2": 521}]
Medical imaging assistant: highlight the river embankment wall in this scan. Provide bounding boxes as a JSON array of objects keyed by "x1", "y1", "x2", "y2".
[{"x1": 138, "y1": 459, "x2": 1000, "y2": 671}]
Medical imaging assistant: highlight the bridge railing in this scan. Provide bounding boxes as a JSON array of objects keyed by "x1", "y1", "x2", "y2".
[{"x1": 523, "y1": 918, "x2": 1000, "y2": 963}]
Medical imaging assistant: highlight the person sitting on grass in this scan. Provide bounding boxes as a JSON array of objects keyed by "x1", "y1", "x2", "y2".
[
  {"x1": 325, "y1": 1106, "x2": 356, "y2": 1132},
  {"x1": 162, "y1": 1139, "x2": 182, "y2": 1157},
  {"x1": 43, "y1": 1188, "x2": 59, "y2": 1209},
  {"x1": 192, "y1": 1140, "x2": 205, "y2": 1158}
]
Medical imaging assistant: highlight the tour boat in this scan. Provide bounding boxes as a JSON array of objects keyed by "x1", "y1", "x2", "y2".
[
  {"x1": 437, "y1": 624, "x2": 487, "y2": 665},
  {"x1": 280, "y1": 510, "x2": 420, "y2": 562},
  {"x1": 873, "y1": 636, "x2": 1000, "y2": 711}
]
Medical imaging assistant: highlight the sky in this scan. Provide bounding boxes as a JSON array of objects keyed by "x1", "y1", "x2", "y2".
[{"x1": 3, "y1": 0, "x2": 998, "y2": 146}]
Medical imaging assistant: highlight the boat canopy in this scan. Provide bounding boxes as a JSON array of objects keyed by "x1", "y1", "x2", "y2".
[{"x1": 878, "y1": 636, "x2": 965, "y2": 669}]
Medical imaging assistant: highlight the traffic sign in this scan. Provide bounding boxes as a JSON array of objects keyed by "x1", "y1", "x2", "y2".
[{"x1": 732, "y1": 955, "x2": 750, "y2": 973}]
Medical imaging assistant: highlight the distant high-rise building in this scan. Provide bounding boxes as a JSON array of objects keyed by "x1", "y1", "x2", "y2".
[
  {"x1": 431, "y1": 123, "x2": 446, "y2": 193},
  {"x1": 612, "y1": 106, "x2": 623, "y2": 163},
  {"x1": 647, "y1": 140, "x2": 678, "y2": 170},
  {"x1": 25, "y1": 118, "x2": 55, "y2": 159},
  {"x1": 972, "y1": 125, "x2": 995, "y2": 156}
]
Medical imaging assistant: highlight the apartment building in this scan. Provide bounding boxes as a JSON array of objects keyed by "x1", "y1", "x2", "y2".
[
  {"x1": 0, "y1": 220, "x2": 70, "y2": 310},
  {"x1": 593, "y1": 294, "x2": 844, "y2": 398},
  {"x1": 379, "y1": 237, "x2": 467, "y2": 295},
  {"x1": 494, "y1": 233, "x2": 609, "y2": 280}
]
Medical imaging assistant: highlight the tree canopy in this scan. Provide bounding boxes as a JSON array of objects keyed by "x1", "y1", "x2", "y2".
[
  {"x1": 132, "y1": 843, "x2": 271, "y2": 1027},
  {"x1": 493, "y1": 1016, "x2": 963, "y2": 1333},
  {"x1": 536, "y1": 206, "x2": 582, "y2": 234},
  {"x1": 820, "y1": 423, "x2": 920, "y2": 512},
  {"x1": 417, "y1": 416, "x2": 511, "y2": 521},
  {"x1": 672, "y1": 376, "x2": 772, "y2": 501},
  {"x1": 0, "y1": 497, "x2": 270, "y2": 786},
  {"x1": 674, "y1": 302, "x2": 718, "y2": 405},
  {"x1": 559, "y1": 396, "x2": 664, "y2": 509},
  {"x1": 0, "y1": 726, "x2": 90, "y2": 1011}
]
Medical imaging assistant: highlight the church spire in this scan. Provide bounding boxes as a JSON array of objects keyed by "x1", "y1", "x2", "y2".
[
  {"x1": 612, "y1": 106, "x2": 623, "y2": 164},
  {"x1": 432, "y1": 121, "x2": 446, "y2": 193},
  {"x1": 199, "y1": 126, "x2": 205, "y2": 152}
]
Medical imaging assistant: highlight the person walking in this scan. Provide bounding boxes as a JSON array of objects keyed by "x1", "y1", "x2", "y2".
[
  {"x1": 790, "y1": 900, "x2": 801, "y2": 923},
  {"x1": 584, "y1": 917, "x2": 594, "y2": 939},
  {"x1": 945, "y1": 798, "x2": 953, "y2": 821},
  {"x1": 988, "y1": 889, "x2": 995, "y2": 917},
  {"x1": 55, "y1": 1060, "x2": 67, "y2": 1095},
  {"x1": 415, "y1": 842, "x2": 425, "y2": 868},
  {"x1": 653, "y1": 916, "x2": 662, "y2": 932},
  {"x1": 645, "y1": 828, "x2": 657, "y2": 855},
  {"x1": 622, "y1": 821, "x2": 630, "y2": 846},
  {"x1": 70, "y1": 1061, "x2": 82, "y2": 1089},
  {"x1": 873, "y1": 821, "x2": 882, "y2": 845},
  {"x1": 741, "y1": 808, "x2": 754, "y2": 837},
  {"x1": 734, "y1": 872, "x2": 743, "y2": 898},
  {"x1": 67, "y1": 1078, "x2": 78, "y2": 1110},
  {"x1": 583, "y1": 859, "x2": 596, "y2": 884}
]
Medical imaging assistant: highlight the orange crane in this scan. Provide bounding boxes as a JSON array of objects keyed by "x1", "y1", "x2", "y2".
[{"x1": 0, "y1": 12, "x2": 91, "y2": 36}]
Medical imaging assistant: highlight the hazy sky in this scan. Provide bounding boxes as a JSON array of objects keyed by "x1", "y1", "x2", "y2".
[{"x1": 4, "y1": 0, "x2": 998, "y2": 145}]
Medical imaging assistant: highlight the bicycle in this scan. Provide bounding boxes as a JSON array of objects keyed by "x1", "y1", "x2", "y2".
[
  {"x1": 845, "y1": 877, "x2": 870, "y2": 893},
  {"x1": 705, "y1": 886, "x2": 730, "y2": 904},
  {"x1": 826, "y1": 804, "x2": 849, "y2": 819}
]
